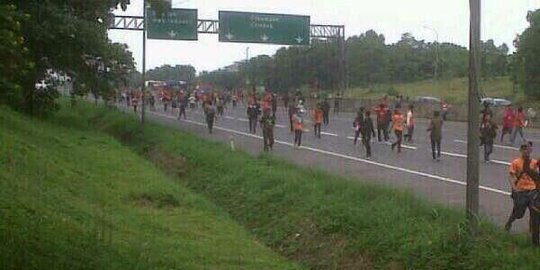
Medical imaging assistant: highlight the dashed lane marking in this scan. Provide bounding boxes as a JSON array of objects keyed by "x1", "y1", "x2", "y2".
[{"x1": 148, "y1": 111, "x2": 511, "y2": 197}]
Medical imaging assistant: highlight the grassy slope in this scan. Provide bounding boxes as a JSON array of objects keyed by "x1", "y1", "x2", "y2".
[
  {"x1": 0, "y1": 106, "x2": 300, "y2": 270},
  {"x1": 58, "y1": 102, "x2": 540, "y2": 269},
  {"x1": 346, "y1": 76, "x2": 521, "y2": 104}
]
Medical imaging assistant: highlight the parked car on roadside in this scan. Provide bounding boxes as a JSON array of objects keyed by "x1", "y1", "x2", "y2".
[
  {"x1": 480, "y1": 97, "x2": 512, "y2": 107},
  {"x1": 34, "y1": 80, "x2": 51, "y2": 90},
  {"x1": 415, "y1": 96, "x2": 441, "y2": 104}
]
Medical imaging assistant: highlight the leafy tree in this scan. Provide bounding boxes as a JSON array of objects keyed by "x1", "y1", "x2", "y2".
[
  {"x1": 147, "y1": 64, "x2": 196, "y2": 83},
  {"x1": 514, "y1": 9, "x2": 540, "y2": 99},
  {"x1": 347, "y1": 30, "x2": 389, "y2": 87},
  {"x1": 0, "y1": 4, "x2": 32, "y2": 107},
  {"x1": 2, "y1": 0, "x2": 164, "y2": 115}
]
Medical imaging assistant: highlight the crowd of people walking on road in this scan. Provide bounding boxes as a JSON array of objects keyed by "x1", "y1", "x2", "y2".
[{"x1": 118, "y1": 86, "x2": 540, "y2": 245}]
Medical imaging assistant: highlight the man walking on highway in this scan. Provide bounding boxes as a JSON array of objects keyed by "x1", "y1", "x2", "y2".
[
  {"x1": 177, "y1": 90, "x2": 187, "y2": 120},
  {"x1": 480, "y1": 114, "x2": 498, "y2": 162},
  {"x1": 404, "y1": 105, "x2": 415, "y2": 143},
  {"x1": 322, "y1": 98, "x2": 330, "y2": 126},
  {"x1": 353, "y1": 107, "x2": 365, "y2": 145},
  {"x1": 216, "y1": 96, "x2": 225, "y2": 118},
  {"x1": 204, "y1": 101, "x2": 217, "y2": 134},
  {"x1": 247, "y1": 98, "x2": 260, "y2": 134},
  {"x1": 288, "y1": 101, "x2": 296, "y2": 132},
  {"x1": 390, "y1": 109, "x2": 404, "y2": 153},
  {"x1": 428, "y1": 111, "x2": 443, "y2": 161},
  {"x1": 361, "y1": 110, "x2": 376, "y2": 159},
  {"x1": 293, "y1": 107, "x2": 304, "y2": 148},
  {"x1": 504, "y1": 144, "x2": 538, "y2": 239},
  {"x1": 260, "y1": 108, "x2": 276, "y2": 152},
  {"x1": 333, "y1": 93, "x2": 341, "y2": 115},
  {"x1": 271, "y1": 93, "x2": 278, "y2": 118},
  {"x1": 313, "y1": 103, "x2": 324, "y2": 139},
  {"x1": 501, "y1": 105, "x2": 515, "y2": 144},
  {"x1": 376, "y1": 104, "x2": 390, "y2": 142},
  {"x1": 511, "y1": 106, "x2": 527, "y2": 145}
]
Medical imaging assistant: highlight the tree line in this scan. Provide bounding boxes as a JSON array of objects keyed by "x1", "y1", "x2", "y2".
[{"x1": 199, "y1": 30, "x2": 513, "y2": 94}]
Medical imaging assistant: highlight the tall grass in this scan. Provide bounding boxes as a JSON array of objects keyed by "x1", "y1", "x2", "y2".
[
  {"x1": 0, "y1": 105, "x2": 300, "y2": 270},
  {"x1": 56, "y1": 102, "x2": 540, "y2": 269}
]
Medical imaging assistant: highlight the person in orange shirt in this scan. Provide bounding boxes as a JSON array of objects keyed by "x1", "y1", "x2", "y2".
[
  {"x1": 293, "y1": 110, "x2": 304, "y2": 148},
  {"x1": 504, "y1": 144, "x2": 538, "y2": 236},
  {"x1": 312, "y1": 104, "x2": 324, "y2": 138},
  {"x1": 390, "y1": 109, "x2": 404, "y2": 153},
  {"x1": 510, "y1": 107, "x2": 527, "y2": 145}
]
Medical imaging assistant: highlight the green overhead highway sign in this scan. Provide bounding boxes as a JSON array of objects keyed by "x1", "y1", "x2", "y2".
[
  {"x1": 147, "y1": 8, "x2": 198, "y2": 40},
  {"x1": 219, "y1": 11, "x2": 310, "y2": 45}
]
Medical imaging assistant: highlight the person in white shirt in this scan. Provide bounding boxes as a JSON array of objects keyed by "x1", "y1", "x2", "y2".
[{"x1": 404, "y1": 105, "x2": 415, "y2": 143}]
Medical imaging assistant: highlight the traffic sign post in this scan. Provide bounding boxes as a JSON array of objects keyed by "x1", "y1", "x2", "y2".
[
  {"x1": 147, "y1": 8, "x2": 198, "y2": 40},
  {"x1": 219, "y1": 11, "x2": 310, "y2": 45}
]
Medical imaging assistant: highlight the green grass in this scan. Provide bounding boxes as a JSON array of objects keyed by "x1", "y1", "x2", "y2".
[
  {"x1": 345, "y1": 76, "x2": 523, "y2": 105},
  {"x1": 51, "y1": 102, "x2": 540, "y2": 269},
  {"x1": 0, "y1": 106, "x2": 301, "y2": 270}
]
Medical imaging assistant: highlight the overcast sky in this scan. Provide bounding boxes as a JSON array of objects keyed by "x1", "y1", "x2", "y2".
[{"x1": 107, "y1": 0, "x2": 539, "y2": 73}]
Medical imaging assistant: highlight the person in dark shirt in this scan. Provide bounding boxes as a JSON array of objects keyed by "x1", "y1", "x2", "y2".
[
  {"x1": 428, "y1": 111, "x2": 443, "y2": 161},
  {"x1": 260, "y1": 109, "x2": 276, "y2": 152},
  {"x1": 361, "y1": 110, "x2": 376, "y2": 159},
  {"x1": 204, "y1": 102, "x2": 216, "y2": 134},
  {"x1": 322, "y1": 98, "x2": 331, "y2": 126},
  {"x1": 480, "y1": 114, "x2": 498, "y2": 162},
  {"x1": 271, "y1": 93, "x2": 278, "y2": 118},
  {"x1": 353, "y1": 107, "x2": 365, "y2": 145}
]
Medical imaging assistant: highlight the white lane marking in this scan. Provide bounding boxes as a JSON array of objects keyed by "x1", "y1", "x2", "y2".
[
  {"x1": 237, "y1": 118, "x2": 249, "y2": 122},
  {"x1": 224, "y1": 116, "x2": 235, "y2": 120},
  {"x1": 347, "y1": 136, "x2": 357, "y2": 140},
  {"x1": 454, "y1": 139, "x2": 519, "y2": 151},
  {"x1": 434, "y1": 151, "x2": 510, "y2": 166},
  {"x1": 321, "y1": 132, "x2": 339, "y2": 137},
  {"x1": 383, "y1": 141, "x2": 417, "y2": 150},
  {"x1": 275, "y1": 124, "x2": 286, "y2": 129},
  {"x1": 148, "y1": 111, "x2": 511, "y2": 197}
]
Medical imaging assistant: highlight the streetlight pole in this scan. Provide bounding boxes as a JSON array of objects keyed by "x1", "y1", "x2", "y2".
[
  {"x1": 245, "y1": 46, "x2": 250, "y2": 87},
  {"x1": 423, "y1": 26, "x2": 440, "y2": 80},
  {"x1": 141, "y1": 0, "x2": 147, "y2": 125}
]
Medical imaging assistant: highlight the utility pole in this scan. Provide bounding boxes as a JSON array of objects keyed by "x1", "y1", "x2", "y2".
[
  {"x1": 141, "y1": 0, "x2": 147, "y2": 125},
  {"x1": 339, "y1": 26, "x2": 346, "y2": 95},
  {"x1": 423, "y1": 26, "x2": 440, "y2": 80},
  {"x1": 466, "y1": 0, "x2": 481, "y2": 235}
]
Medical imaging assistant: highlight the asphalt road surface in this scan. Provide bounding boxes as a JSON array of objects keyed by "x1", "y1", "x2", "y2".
[{"x1": 123, "y1": 102, "x2": 540, "y2": 233}]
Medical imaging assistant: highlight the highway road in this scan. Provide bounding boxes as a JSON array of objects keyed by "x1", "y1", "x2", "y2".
[{"x1": 126, "y1": 102, "x2": 540, "y2": 233}]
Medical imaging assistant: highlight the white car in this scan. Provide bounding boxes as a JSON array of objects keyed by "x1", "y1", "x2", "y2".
[
  {"x1": 480, "y1": 97, "x2": 512, "y2": 107},
  {"x1": 415, "y1": 96, "x2": 441, "y2": 104},
  {"x1": 34, "y1": 80, "x2": 50, "y2": 90}
]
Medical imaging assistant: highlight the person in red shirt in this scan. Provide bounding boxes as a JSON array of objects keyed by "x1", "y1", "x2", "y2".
[
  {"x1": 375, "y1": 104, "x2": 390, "y2": 142},
  {"x1": 390, "y1": 109, "x2": 404, "y2": 153},
  {"x1": 511, "y1": 106, "x2": 527, "y2": 145},
  {"x1": 501, "y1": 105, "x2": 515, "y2": 143}
]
